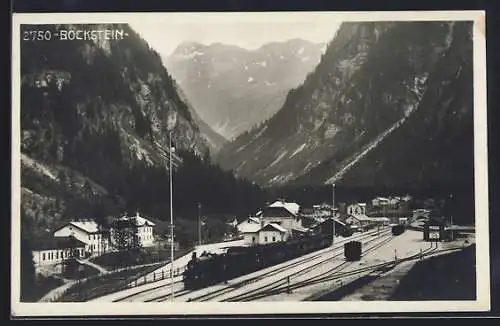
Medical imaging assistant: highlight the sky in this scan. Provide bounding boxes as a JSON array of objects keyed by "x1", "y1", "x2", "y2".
[{"x1": 129, "y1": 20, "x2": 342, "y2": 57}]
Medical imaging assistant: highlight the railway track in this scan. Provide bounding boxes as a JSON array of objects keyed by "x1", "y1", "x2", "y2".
[
  {"x1": 230, "y1": 241, "x2": 464, "y2": 302},
  {"x1": 180, "y1": 230, "x2": 394, "y2": 302},
  {"x1": 218, "y1": 231, "x2": 397, "y2": 302},
  {"x1": 112, "y1": 279, "x2": 183, "y2": 302},
  {"x1": 144, "y1": 229, "x2": 386, "y2": 302}
]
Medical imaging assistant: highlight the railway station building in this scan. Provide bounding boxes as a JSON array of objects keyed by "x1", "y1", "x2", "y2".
[{"x1": 31, "y1": 235, "x2": 86, "y2": 267}]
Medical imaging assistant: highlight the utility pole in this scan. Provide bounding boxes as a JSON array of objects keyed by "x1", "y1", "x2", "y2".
[
  {"x1": 198, "y1": 202, "x2": 202, "y2": 246},
  {"x1": 169, "y1": 130, "x2": 175, "y2": 301},
  {"x1": 332, "y1": 183, "x2": 336, "y2": 245}
]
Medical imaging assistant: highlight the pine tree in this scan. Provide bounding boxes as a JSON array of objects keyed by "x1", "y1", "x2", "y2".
[{"x1": 81, "y1": 180, "x2": 94, "y2": 199}]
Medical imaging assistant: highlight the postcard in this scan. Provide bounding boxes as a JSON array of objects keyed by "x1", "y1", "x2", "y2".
[{"x1": 11, "y1": 10, "x2": 489, "y2": 317}]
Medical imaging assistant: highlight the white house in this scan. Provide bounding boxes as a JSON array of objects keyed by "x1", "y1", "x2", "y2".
[
  {"x1": 347, "y1": 203, "x2": 367, "y2": 216},
  {"x1": 32, "y1": 236, "x2": 86, "y2": 266},
  {"x1": 345, "y1": 214, "x2": 374, "y2": 229},
  {"x1": 241, "y1": 223, "x2": 288, "y2": 246},
  {"x1": 371, "y1": 197, "x2": 390, "y2": 207},
  {"x1": 260, "y1": 205, "x2": 303, "y2": 238},
  {"x1": 240, "y1": 223, "x2": 262, "y2": 246},
  {"x1": 268, "y1": 200, "x2": 300, "y2": 215},
  {"x1": 53, "y1": 219, "x2": 109, "y2": 256},
  {"x1": 257, "y1": 223, "x2": 288, "y2": 244},
  {"x1": 237, "y1": 216, "x2": 261, "y2": 234},
  {"x1": 112, "y1": 212, "x2": 156, "y2": 248}
]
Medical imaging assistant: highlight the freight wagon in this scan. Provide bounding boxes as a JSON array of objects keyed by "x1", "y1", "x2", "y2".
[
  {"x1": 391, "y1": 224, "x2": 406, "y2": 236},
  {"x1": 344, "y1": 240, "x2": 362, "y2": 261}
]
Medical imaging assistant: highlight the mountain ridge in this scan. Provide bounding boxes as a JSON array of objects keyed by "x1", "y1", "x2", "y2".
[
  {"x1": 166, "y1": 38, "x2": 326, "y2": 139},
  {"x1": 215, "y1": 21, "x2": 473, "y2": 196}
]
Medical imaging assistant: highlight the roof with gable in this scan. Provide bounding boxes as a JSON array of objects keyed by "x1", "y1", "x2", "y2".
[
  {"x1": 261, "y1": 206, "x2": 297, "y2": 218},
  {"x1": 268, "y1": 200, "x2": 300, "y2": 215},
  {"x1": 259, "y1": 223, "x2": 287, "y2": 233},
  {"x1": 33, "y1": 235, "x2": 87, "y2": 251},
  {"x1": 237, "y1": 217, "x2": 261, "y2": 226},
  {"x1": 239, "y1": 223, "x2": 261, "y2": 234},
  {"x1": 347, "y1": 214, "x2": 372, "y2": 222},
  {"x1": 131, "y1": 214, "x2": 155, "y2": 226},
  {"x1": 116, "y1": 212, "x2": 155, "y2": 227},
  {"x1": 54, "y1": 219, "x2": 105, "y2": 234},
  {"x1": 313, "y1": 217, "x2": 346, "y2": 228}
]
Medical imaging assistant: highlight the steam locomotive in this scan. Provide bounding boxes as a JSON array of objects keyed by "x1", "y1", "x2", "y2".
[{"x1": 183, "y1": 233, "x2": 333, "y2": 290}]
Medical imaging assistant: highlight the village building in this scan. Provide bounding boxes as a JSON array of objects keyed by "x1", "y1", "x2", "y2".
[
  {"x1": 241, "y1": 223, "x2": 288, "y2": 246},
  {"x1": 412, "y1": 209, "x2": 431, "y2": 222},
  {"x1": 371, "y1": 197, "x2": 390, "y2": 207},
  {"x1": 32, "y1": 236, "x2": 86, "y2": 266},
  {"x1": 312, "y1": 217, "x2": 348, "y2": 236},
  {"x1": 347, "y1": 203, "x2": 367, "y2": 216},
  {"x1": 300, "y1": 204, "x2": 333, "y2": 219},
  {"x1": 236, "y1": 216, "x2": 262, "y2": 234},
  {"x1": 112, "y1": 212, "x2": 156, "y2": 248},
  {"x1": 257, "y1": 223, "x2": 288, "y2": 244},
  {"x1": 345, "y1": 214, "x2": 374, "y2": 230},
  {"x1": 259, "y1": 204, "x2": 303, "y2": 238},
  {"x1": 268, "y1": 200, "x2": 300, "y2": 215},
  {"x1": 53, "y1": 219, "x2": 110, "y2": 256},
  {"x1": 240, "y1": 223, "x2": 262, "y2": 245}
]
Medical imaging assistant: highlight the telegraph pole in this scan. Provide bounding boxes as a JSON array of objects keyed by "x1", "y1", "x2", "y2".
[
  {"x1": 169, "y1": 131, "x2": 175, "y2": 301},
  {"x1": 198, "y1": 202, "x2": 202, "y2": 246},
  {"x1": 332, "y1": 183, "x2": 336, "y2": 245}
]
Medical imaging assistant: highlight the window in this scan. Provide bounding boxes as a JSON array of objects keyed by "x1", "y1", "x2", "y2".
[
  {"x1": 56, "y1": 252, "x2": 59, "y2": 259},
  {"x1": 264, "y1": 236, "x2": 268, "y2": 242},
  {"x1": 272, "y1": 236, "x2": 276, "y2": 242},
  {"x1": 252, "y1": 237, "x2": 255, "y2": 243},
  {"x1": 89, "y1": 235, "x2": 91, "y2": 240},
  {"x1": 42, "y1": 253, "x2": 45, "y2": 261}
]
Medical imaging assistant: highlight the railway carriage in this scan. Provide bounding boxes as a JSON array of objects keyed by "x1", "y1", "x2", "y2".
[{"x1": 183, "y1": 233, "x2": 333, "y2": 290}]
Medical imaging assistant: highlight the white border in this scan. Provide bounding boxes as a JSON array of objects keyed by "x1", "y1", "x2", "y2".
[{"x1": 11, "y1": 10, "x2": 489, "y2": 317}]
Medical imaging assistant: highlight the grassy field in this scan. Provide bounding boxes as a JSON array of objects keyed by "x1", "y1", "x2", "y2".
[
  {"x1": 390, "y1": 244, "x2": 476, "y2": 300},
  {"x1": 57, "y1": 263, "x2": 162, "y2": 302}
]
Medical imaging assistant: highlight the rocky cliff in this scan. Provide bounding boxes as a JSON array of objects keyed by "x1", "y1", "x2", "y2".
[
  {"x1": 216, "y1": 21, "x2": 473, "y2": 195},
  {"x1": 19, "y1": 24, "x2": 265, "y2": 244}
]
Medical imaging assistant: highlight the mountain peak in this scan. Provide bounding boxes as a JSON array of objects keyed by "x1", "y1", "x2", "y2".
[
  {"x1": 171, "y1": 41, "x2": 206, "y2": 55},
  {"x1": 167, "y1": 38, "x2": 326, "y2": 139}
]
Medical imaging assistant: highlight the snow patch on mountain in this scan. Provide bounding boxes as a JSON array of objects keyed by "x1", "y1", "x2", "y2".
[
  {"x1": 270, "y1": 150, "x2": 288, "y2": 167},
  {"x1": 290, "y1": 144, "x2": 307, "y2": 158}
]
